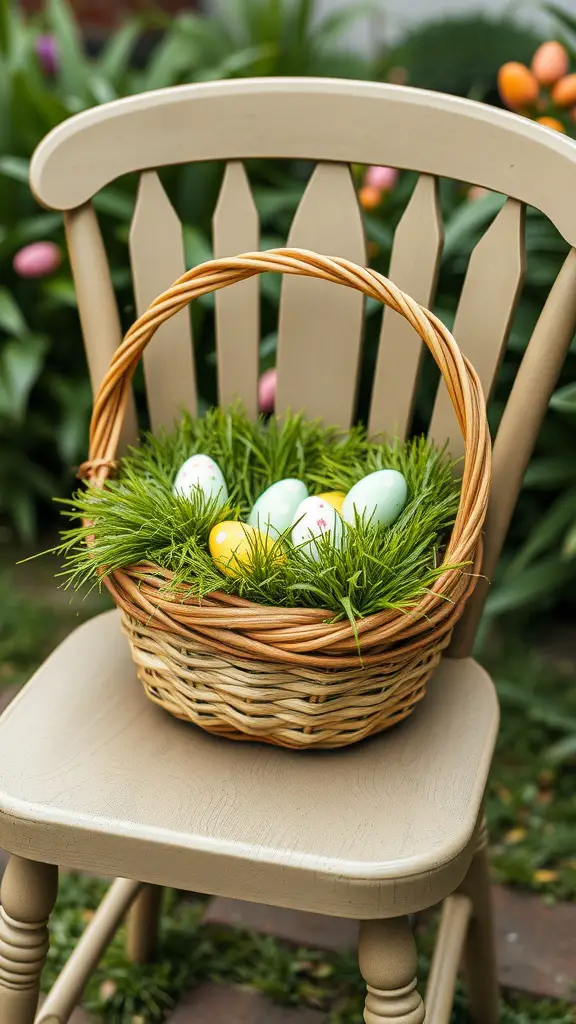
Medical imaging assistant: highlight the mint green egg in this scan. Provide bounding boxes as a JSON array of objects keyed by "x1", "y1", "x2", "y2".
[
  {"x1": 248, "y1": 478, "x2": 308, "y2": 536},
  {"x1": 342, "y1": 470, "x2": 408, "y2": 528}
]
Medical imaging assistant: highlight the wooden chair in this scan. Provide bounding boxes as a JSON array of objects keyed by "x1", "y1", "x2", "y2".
[{"x1": 1, "y1": 78, "x2": 575, "y2": 1024}]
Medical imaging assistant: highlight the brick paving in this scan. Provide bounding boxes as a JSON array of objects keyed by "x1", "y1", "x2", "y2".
[
  {"x1": 493, "y1": 885, "x2": 576, "y2": 1001},
  {"x1": 202, "y1": 897, "x2": 358, "y2": 952},
  {"x1": 167, "y1": 983, "x2": 325, "y2": 1023}
]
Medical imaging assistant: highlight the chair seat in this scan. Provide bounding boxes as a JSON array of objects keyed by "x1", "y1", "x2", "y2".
[{"x1": 0, "y1": 610, "x2": 498, "y2": 918}]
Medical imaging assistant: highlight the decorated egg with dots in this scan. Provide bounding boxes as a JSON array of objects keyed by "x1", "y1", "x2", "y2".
[
  {"x1": 291, "y1": 495, "x2": 343, "y2": 560},
  {"x1": 173, "y1": 454, "x2": 228, "y2": 506},
  {"x1": 316, "y1": 491, "x2": 346, "y2": 513},
  {"x1": 248, "y1": 478, "x2": 308, "y2": 536},
  {"x1": 209, "y1": 521, "x2": 277, "y2": 577},
  {"x1": 341, "y1": 470, "x2": 407, "y2": 528}
]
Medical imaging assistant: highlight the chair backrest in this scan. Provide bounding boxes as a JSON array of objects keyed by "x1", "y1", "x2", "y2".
[{"x1": 30, "y1": 78, "x2": 576, "y2": 656}]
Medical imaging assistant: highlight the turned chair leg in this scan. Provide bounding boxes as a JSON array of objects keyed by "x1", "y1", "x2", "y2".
[
  {"x1": 126, "y1": 884, "x2": 163, "y2": 964},
  {"x1": 459, "y1": 818, "x2": 500, "y2": 1024},
  {"x1": 359, "y1": 917, "x2": 425, "y2": 1024},
  {"x1": 0, "y1": 856, "x2": 58, "y2": 1024}
]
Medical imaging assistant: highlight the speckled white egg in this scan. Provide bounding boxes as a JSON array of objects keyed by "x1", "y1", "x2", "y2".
[
  {"x1": 248, "y1": 478, "x2": 308, "y2": 536},
  {"x1": 342, "y1": 470, "x2": 408, "y2": 528},
  {"x1": 291, "y1": 495, "x2": 343, "y2": 560},
  {"x1": 173, "y1": 453, "x2": 228, "y2": 506}
]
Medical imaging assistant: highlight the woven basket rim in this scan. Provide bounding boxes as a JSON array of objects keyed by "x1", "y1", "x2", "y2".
[{"x1": 82, "y1": 247, "x2": 491, "y2": 661}]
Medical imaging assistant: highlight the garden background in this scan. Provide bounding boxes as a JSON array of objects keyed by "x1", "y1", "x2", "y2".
[{"x1": 1, "y1": 0, "x2": 576, "y2": 1021}]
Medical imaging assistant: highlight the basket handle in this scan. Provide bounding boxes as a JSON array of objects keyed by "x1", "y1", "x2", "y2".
[{"x1": 83, "y1": 247, "x2": 490, "y2": 536}]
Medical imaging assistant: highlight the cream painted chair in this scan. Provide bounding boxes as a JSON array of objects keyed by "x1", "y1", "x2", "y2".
[{"x1": 1, "y1": 79, "x2": 575, "y2": 1024}]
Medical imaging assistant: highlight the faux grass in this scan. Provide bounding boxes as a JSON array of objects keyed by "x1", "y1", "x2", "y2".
[{"x1": 54, "y1": 407, "x2": 462, "y2": 619}]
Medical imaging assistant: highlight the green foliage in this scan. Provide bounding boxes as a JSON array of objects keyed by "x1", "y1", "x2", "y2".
[
  {"x1": 0, "y1": 0, "x2": 575, "y2": 625},
  {"x1": 0, "y1": 0, "x2": 374, "y2": 544},
  {"x1": 377, "y1": 13, "x2": 543, "y2": 101},
  {"x1": 54, "y1": 407, "x2": 462, "y2": 620}
]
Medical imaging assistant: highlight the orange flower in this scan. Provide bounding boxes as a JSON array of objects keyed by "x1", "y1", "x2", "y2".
[
  {"x1": 537, "y1": 115, "x2": 566, "y2": 132},
  {"x1": 359, "y1": 185, "x2": 382, "y2": 211},
  {"x1": 498, "y1": 62, "x2": 539, "y2": 109},
  {"x1": 551, "y1": 73, "x2": 576, "y2": 107},
  {"x1": 531, "y1": 40, "x2": 569, "y2": 85}
]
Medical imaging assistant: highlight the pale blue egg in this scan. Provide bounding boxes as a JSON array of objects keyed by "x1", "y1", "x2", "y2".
[
  {"x1": 173, "y1": 454, "x2": 228, "y2": 505},
  {"x1": 342, "y1": 470, "x2": 408, "y2": 528},
  {"x1": 248, "y1": 478, "x2": 308, "y2": 535},
  {"x1": 291, "y1": 495, "x2": 343, "y2": 560}
]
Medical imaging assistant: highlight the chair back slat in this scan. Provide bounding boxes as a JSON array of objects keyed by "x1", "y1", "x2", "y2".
[
  {"x1": 129, "y1": 170, "x2": 197, "y2": 431},
  {"x1": 369, "y1": 174, "x2": 443, "y2": 439},
  {"x1": 213, "y1": 161, "x2": 260, "y2": 418},
  {"x1": 276, "y1": 162, "x2": 366, "y2": 427},
  {"x1": 64, "y1": 202, "x2": 138, "y2": 451},
  {"x1": 429, "y1": 198, "x2": 526, "y2": 459},
  {"x1": 451, "y1": 247, "x2": 576, "y2": 655}
]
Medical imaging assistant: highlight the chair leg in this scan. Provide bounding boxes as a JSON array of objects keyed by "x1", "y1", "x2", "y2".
[
  {"x1": 126, "y1": 884, "x2": 162, "y2": 964},
  {"x1": 359, "y1": 917, "x2": 425, "y2": 1024},
  {"x1": 460, "y1": 819, "x2": 500, "y2": 1024},
  {"x1": 0, "y1": 856, "x2": 58, "y2": 1024}
]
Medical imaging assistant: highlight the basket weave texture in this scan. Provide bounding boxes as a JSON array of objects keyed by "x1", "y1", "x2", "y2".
[{"x1": 83, "y1": 248, "x2": 491, "y2": 749}]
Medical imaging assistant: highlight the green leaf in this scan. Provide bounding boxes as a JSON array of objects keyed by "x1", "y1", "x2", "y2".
[
  {"x1": 0, "y1": 333, "x2": 47, "y2": 422},
  {"x1": 508, "y1": 487, "x2": 576, "y2": 573},
  {"x1": 41, "y1": 277, "x2": 77, "y2": 308},
  {"x1": 0, "y1": 154, "x2": 29, "y2": 183},
  {"x1": 97, "y1": 18, "x2": 141, "y2": 85},
  {"x1": 442, "y1": 191, "x2": 506, "y2": 260},
  {"x1": 0, "y1": 287, "x2": 27, "y2": 337},
  {"x1": 194, "y1": 43, "x2": 277, "y2": 82},
  {"x1": 0, "y1": 213, "x2": 62, "y2": 260},
  {"x1": 47, "y1": 0, "x2": 90, "y2": 102},
  {"x1": 183, "y1": 225, "x2": 212, "y2": 269},
  {"x1": 550, "y1": 381, "x2": 576, "y2": 416},
  {"x1": 486, "y1": 557, "x2": 575, "y2": 616},
  {"x1": 523, "y1": 455, "x2": 576, "y2": 489},
  {"x1": 545, "y1": 733, "x2": 576, "y2": 765},
  {"x1": 4, "y1": 488, "x2": 36, "y2": 544},
  {"x1": 144, "y1": 24, "x2": 199, "y2": 90},
  {"x1": 0, "y1": 0, "x2": 11, "y2": 56},
  {"x1": 92, "y1": 188, "x2": 134, "y2": 221},
  {"x1": 315, "y1": 0, "x2": 378, "y2": 48},
  {"x1": 563, "y1": 519, "x2": 576, "y2": 559}
]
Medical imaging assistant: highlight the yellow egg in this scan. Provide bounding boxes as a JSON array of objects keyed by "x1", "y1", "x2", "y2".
[
  {"x1": 209, "y1": 521, "x2": 278, "y2": 577},
  {"x1": 317, "y1": 491, "x2": 346, "y2": 513}
]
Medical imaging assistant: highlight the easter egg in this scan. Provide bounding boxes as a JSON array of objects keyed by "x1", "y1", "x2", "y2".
[
  {"x1": 248, "y1": 478, "x2": 308, "y2": 536},
  {"x1": 342, "y1": 470, "x2": 408, "y2": 528},
  {"x1": 173, "y1": 454, "x2": 228, "y2": 506},
  {"x1": 291, "y1": 496, "x2": 343, "y2": 560},
  {"x1": 209, "y1": 521, "x2": 276, "y2": 577},
  {"x1": 316, "y1": 491, "x2": 346, "y2": 513}
]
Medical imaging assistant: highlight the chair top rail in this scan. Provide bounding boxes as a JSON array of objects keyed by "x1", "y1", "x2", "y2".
[{"x1": 30, "y1": 77, "x2": 576, "y2": 248}]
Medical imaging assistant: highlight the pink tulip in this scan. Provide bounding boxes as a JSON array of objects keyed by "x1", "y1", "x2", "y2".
[
  {"x1": 364, "y1": 165, "x2": 398, "y2": 191},
  {"x1": 258, "y1": 368, "x2": 277, "y2": 414},
  {"x1": 35, "y1": 34, "x2": 58, "y2": 76},
  {"x1": 13, "y1": 242, "x2": 61, "y2": 279}
]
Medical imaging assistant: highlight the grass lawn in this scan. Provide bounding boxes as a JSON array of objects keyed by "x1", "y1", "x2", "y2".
[{"x1": 1, "y1": 559, "x2": 575, "y2": 1022}]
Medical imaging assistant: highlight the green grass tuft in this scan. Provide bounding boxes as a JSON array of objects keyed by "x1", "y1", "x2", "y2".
[{"x1": 53, "y1": 406, "x2": 463, "y2": 619}]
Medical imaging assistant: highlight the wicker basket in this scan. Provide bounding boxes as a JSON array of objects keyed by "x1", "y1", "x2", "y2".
[{"x1": 83, "y1": 248, "x2": 491, "y2": 750}]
